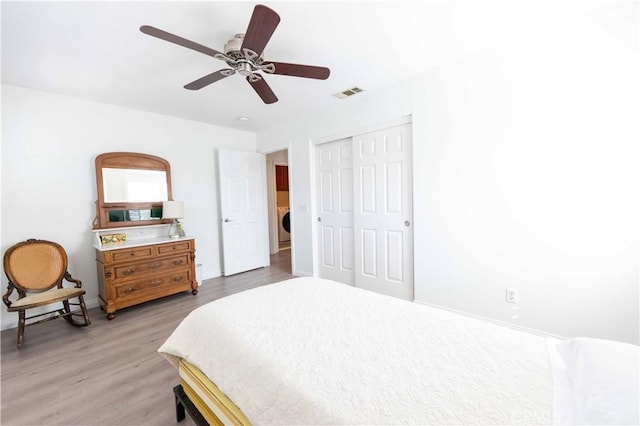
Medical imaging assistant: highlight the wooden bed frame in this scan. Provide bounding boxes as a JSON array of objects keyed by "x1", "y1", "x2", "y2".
[
  {"x1": 172, "y1": 358, "x2": 251, "y2": 426},
  {"x1": 173, "y1": 384, "x2": 210, "y2": 426}
]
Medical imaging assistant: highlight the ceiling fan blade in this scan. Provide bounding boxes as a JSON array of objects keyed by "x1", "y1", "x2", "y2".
[
  {"x1": 264, "y1": 62, "x2": 330, "y2": 80},
  {"x1": 184, "y1": 69, "x2": 235, "y2": 90},
  {"x1": 247, "y1": 76, "x2": 278, "y2": 104},
  {"x1": 140, "y1": 25, "x2": 223, "y2": 59},
  {"x1": 241, "y1": 5, "x2": 280, "y2": 57}
]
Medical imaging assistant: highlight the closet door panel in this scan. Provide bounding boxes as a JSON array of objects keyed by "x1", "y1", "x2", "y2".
[
  {"x1": 315, "y1": 138, "x2": 354, "y2": 285},
  {"x1": 353, "y1": 123, "x2": 413, "y2": 300}
]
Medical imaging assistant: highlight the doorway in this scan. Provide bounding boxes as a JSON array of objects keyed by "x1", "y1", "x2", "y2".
[
  {"x1": 266, "y1": 150, "x2": 291, "y2": 257},
  {"x1": 275, "y1": 164, "x2": 291, "y2": 250}
]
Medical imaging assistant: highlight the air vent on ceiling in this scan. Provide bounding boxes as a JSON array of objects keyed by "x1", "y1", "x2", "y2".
[{"x1": 333, "y1": 86, "x2": 364, "y2": 99}]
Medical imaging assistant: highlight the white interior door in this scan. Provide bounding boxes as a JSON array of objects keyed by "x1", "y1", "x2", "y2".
[
  {"x1": 353, "y1": 124, "x2": 413, "y2": 299},
  {"x1": 218, "y1": 149, "x2": 269, "y2": 276},
  {"x1": 315, "y1": 139, "x2": 355, "y2": 285}
]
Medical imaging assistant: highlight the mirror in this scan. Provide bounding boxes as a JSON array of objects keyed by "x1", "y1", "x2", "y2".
[
  {"x1": 94, "y1": 152, "x2": 173, "y2": 229},
  {"x1": 102, "y1": 168, "x2": 168, "y2": 203}
]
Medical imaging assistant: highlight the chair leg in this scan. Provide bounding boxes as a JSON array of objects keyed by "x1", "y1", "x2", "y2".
[
  {"x1": 17, "y1": 310, "x2": 25, "y2": 349},
  {"x1": 79, "y1": 295, "x2": 91, "y2": 326},
  {"x1": 62, "y1": 300, "x2": 74, "y2": 325},
  {"x1": 62, "y1": 298, "x2": 91, "y2": 327}
]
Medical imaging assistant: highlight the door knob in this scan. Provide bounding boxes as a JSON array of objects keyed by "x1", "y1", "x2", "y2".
[
  {"x1": 317, "y1": 217, "x2": 322, "y2": 222},
  {"x1": 224, "y1": 218, "x2": 232, "y2": 222},
  {"x1": 404, "y1": 220, "x2": 411, "y2": 227}
]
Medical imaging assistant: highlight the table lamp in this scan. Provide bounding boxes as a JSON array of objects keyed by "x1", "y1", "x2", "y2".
[{"x1": 162, "y1": 201, "x2": 184, "y2": 238}]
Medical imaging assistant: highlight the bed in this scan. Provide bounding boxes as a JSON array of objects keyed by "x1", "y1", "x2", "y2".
[{"x1": 158, "y1": 277, "x2": 639, "y2": 425}]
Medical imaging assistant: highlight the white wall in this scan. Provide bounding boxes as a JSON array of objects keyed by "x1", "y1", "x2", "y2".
[
  {"x1": 1, "y1": 84, "x2": 256, "y2": 329},
  {"x1": 266, "y1": 150, "x2": 288, "y2": 165},
  {"x1": 258, "y1": 1, "x2": 640, "y2": 344}
]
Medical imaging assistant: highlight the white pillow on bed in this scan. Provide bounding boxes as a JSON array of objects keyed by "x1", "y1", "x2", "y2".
[{"x1": 555, "y1": 337, "x2": 639, "y2": 425}]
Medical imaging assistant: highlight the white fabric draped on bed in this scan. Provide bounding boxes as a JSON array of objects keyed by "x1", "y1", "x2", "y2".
[{"x1": 159, "y1": 277, "x2": 553, "y2": 425}]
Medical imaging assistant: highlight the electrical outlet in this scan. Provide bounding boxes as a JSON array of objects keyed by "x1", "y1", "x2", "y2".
[{"x1": 506, "y1": 288, "x2": 519, "y2": 304}]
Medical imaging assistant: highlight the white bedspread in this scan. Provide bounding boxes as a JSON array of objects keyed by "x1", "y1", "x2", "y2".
[{"x1": 159, "y1": 277, "x2": 553, "y2": 425}]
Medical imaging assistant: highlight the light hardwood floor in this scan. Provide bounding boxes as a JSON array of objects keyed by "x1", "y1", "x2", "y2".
[{"x1": 1, "y1": 251, "x2": 293, "y2": 425}]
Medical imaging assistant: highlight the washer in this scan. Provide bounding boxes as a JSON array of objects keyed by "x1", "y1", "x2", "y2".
[{"x1": 277, "y1": 207, "x2": 290, "y2": 242}]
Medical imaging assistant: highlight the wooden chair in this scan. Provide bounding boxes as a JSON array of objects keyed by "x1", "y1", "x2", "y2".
[{"x1": 3, "y1": 239, "x2": 91, "y2": 348}]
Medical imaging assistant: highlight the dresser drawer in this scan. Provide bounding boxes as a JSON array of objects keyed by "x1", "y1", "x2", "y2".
[
  {"x1": 116, "y1": 269, "x2": 192, "y2": 299},
  {"x1": 110, "y1": 246, "x2": 154, "y2": 262},
  {"x1": 96, "y1": 237, "x2": 197, "y2": 319},
  {"x1": 157, "y1": 241, "x2": 192, "y2": 255},
  {"x1": 113, "y1": 254, "x2": 190, "y2": 281}
]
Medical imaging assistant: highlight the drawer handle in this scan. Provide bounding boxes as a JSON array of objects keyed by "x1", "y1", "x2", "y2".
[
  {"x1": 172, "y1": 247, "x2": 176, "y2": 250},
  {"x1": 173, "y1": 275, "x2": 184, "y2": 282},
  {"x1": 173, "y1": 260, "x2": 183, "y2": 266},
  {"x1": 150, "y1": 263, "x2": 162, "y2": 269},
  {"x1": 123, "y1": 287, "x2": 136, "y2": 294},
  {"x1": 149, "y1": 279, "x2": 162, "y2": 287},
  {"x1": 130, "y1": 253, "x2": 135, "y2": 256},
  {"x1": 122, "y1": 268, "x2": 137, "y2": 276}
]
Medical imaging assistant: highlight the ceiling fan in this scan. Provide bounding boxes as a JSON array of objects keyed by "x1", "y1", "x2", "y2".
[{"x1": 140, "y1": 4, "x2": 330, "y2": 104}]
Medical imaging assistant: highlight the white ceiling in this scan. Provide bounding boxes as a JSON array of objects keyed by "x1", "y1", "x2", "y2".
[{"x1": 2, "y1": 1, "x2": 509, "y2": 132}]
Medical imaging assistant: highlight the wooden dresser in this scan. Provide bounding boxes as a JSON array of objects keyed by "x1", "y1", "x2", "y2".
[{"x1": 94, "y1": 232, "x2": 197, "y2": 319}]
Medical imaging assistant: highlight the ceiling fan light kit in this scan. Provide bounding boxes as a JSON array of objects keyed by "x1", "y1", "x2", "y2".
[{"x1": 140, "y1": 4, "x2": 330, "y2": 104}]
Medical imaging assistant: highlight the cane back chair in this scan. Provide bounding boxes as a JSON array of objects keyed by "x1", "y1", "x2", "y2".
[{"x1": 3, "y1": 239, "x2": 91, "y2": 348}]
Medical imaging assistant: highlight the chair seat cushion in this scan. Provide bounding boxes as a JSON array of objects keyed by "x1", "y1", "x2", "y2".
[{"x1": 9, "y1": 287, "x2": 85, "y2": 310}]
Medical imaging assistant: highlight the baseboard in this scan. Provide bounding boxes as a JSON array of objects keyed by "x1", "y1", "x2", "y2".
[
  {"x1": 292, "y1": 269, "x2": 312, "y2": 277},
  {"x1": 414, "y1": 300, "x2": 567, "y2": 340},
  {"x1": 2, "y1": 316, "x2": 17, "y2": 331},
  {"x1": 199, "y1": 271, "x2": 221, "y2": 285},
  {"x1": 1, "y1": 297, "x2": 101, "y2": 331}
]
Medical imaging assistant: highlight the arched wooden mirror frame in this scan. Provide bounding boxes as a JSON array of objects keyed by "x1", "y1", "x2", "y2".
[{"x1": 94, "y1": 152, "x2": 173, "y2": 229}]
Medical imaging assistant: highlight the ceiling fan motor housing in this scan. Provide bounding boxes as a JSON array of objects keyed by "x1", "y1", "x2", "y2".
[
  {"x1": 222, "y1": 33, "x2": 267, "y2": 76},
  {"x1": 224, "y1": 34, "x2": 244, "y2": 55},
  {"x1": 224, "y1": 34, "x2": 261, "y2": 60}
]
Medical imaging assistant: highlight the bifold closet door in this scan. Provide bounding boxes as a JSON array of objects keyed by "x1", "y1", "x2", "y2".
[
  {"x1": 353, "y1": 124, "x2": 413, "y2": 300},
  {"x1": 315, "y1": 139, "x2": 355, "y2": 285}
]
